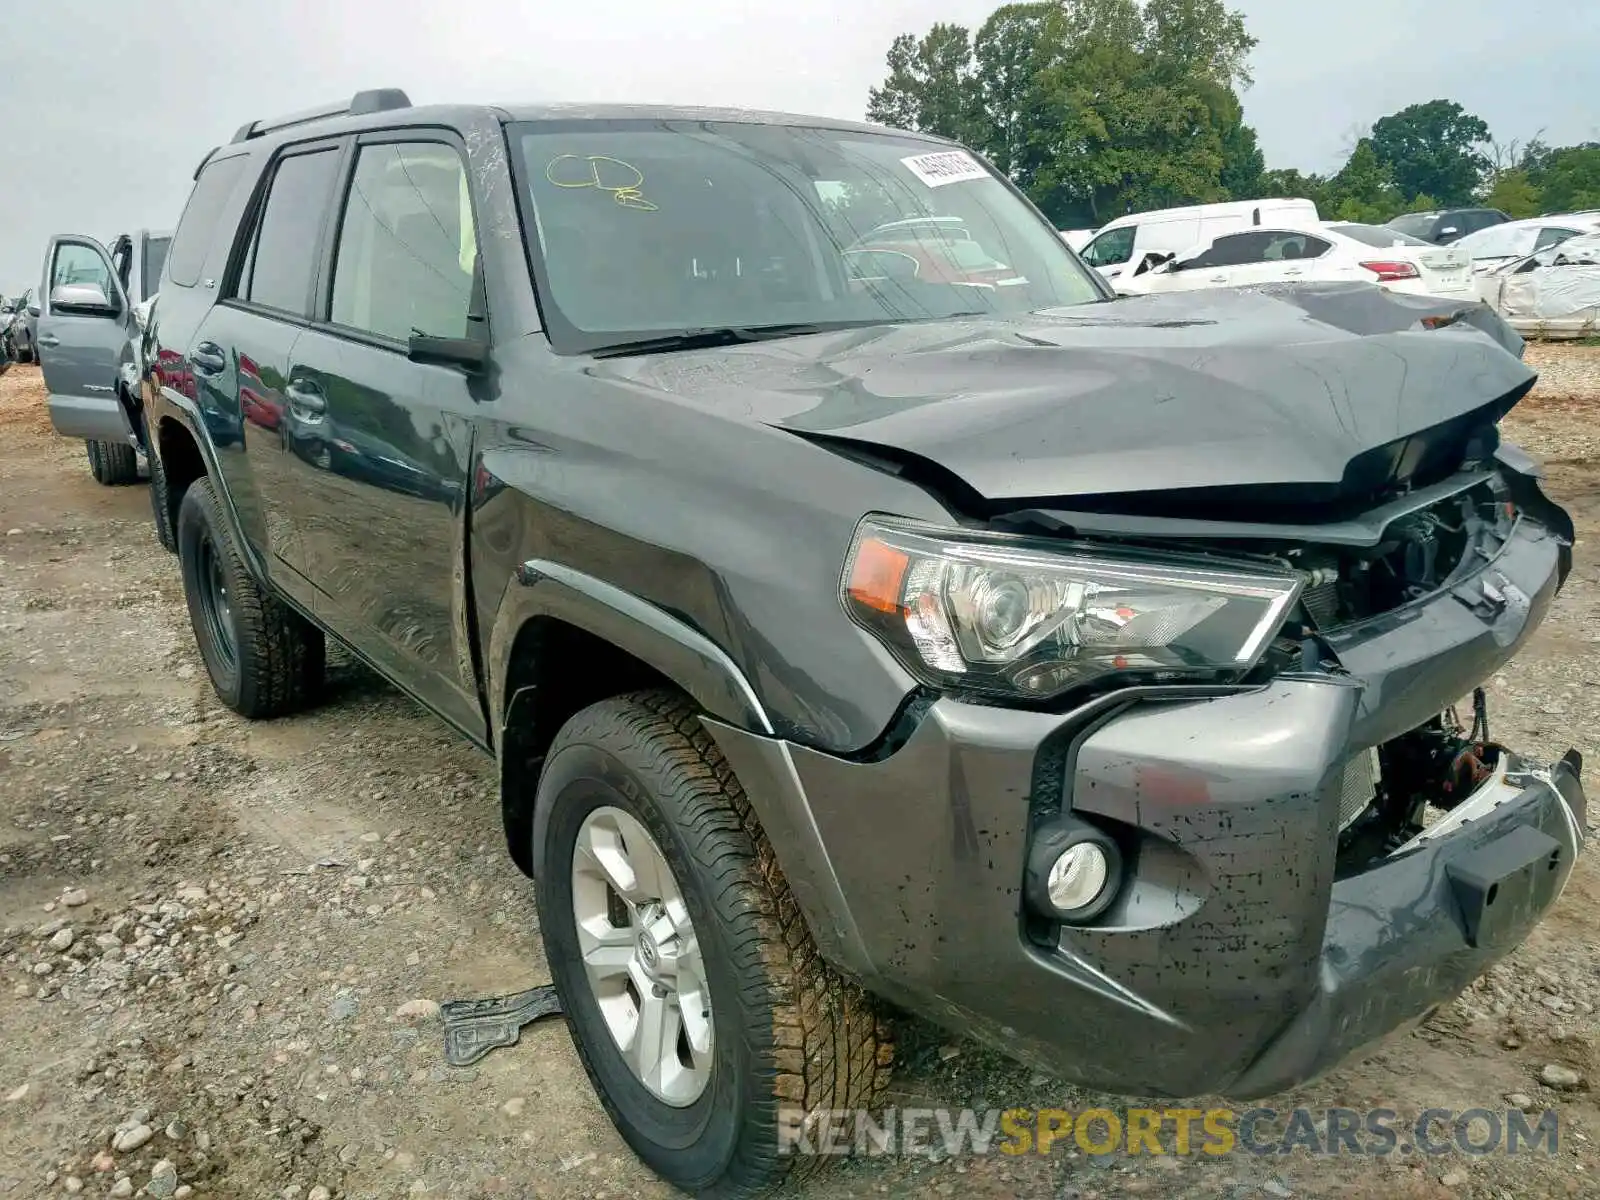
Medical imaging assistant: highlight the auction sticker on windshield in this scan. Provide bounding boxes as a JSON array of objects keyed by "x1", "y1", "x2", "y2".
[{"x1": 901, "y1": 150, "x2": 989, "y2": 188}]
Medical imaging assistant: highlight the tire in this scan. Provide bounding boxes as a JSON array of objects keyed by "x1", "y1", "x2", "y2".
[
  {"x1": 535, "y1": 690, "x2": 892, "y2": 1197},
  {"x1": 148, "y1": 441, "x2": 177, "y2": 552},
  {"x1": 176, "y1": 477, "x2": 324, "y2": 717},
  {"x1": 86, "y1": 439, "x2": 138, "y2": 485}
]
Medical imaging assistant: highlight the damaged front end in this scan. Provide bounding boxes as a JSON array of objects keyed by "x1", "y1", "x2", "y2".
[{"x1": 707, "y1": 292, "x2": 1590, "y2": 1099}]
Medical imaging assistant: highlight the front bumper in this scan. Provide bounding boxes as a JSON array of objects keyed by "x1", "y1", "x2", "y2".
[{"x1": 703, "y1": 508, "x2": 1586, "y2": 1099}]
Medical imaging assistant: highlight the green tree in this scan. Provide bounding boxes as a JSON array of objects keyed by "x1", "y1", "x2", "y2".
[
  {"x1": 866, "y1": 0, "x2": 1260, "y2": 226},
  {"x1": 1369, "y1": 99, "x2": 1492, "y2": 206},
  {"x1": 1533, "y1": 145, "x2": 1600, "y2": 212},
  {"x1": 1324, "y1": 139, "x2": 1403, "y2": 223},
  {"x1": 1483, "y1": 168, "x2": 1542, "y2": 218},
  {"x1": 1138, "y1": 0, "x2": 1257, "y2": 87},
  {"x1": 866, "y1": 24, "x2": 978, "y2": 141}
]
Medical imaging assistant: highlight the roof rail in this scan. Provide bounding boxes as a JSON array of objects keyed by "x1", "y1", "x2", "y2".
[{"x1": 230, "y1": 88, "x2": 411, "y2": 144}]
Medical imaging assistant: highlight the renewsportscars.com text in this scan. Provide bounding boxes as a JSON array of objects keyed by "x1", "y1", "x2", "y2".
[{"x1": 776, "y1": 1106, "x2": 1561, "y2": 1159}]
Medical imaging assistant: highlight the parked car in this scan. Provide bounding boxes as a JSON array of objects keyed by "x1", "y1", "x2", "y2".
[
  {"x1": 1474, "y1": 231, "x2": 1600, "y2": 337},
  {"x1": 1384, "y1": 207, "x2": 1509, "y2": 245},
  {"x1": 6, "y1": 287, "x2": 38, "y2": 361},
  {"x1": 1116, "y1": 221, "x2": 1474, "y2": 300},
  {"x1": 1078, "y1": 198, "x2": 1320, "y2": 282},
  {"x1": 1449, "y1": 216, "x2": 1600, "y2": 275},
  {"x1": 142, "y1": 90, "x2": 1585, "y2": 1197},
  {"x1": 37, "y1": 228, "x2": 170, "y2": 484}
]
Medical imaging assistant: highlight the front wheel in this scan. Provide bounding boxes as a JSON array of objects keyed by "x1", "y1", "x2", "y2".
[
  {"x1": 535, "y1": 691, "x2": 892, "y2": 1197},
  {"x1": 176, "y1": 477, "x2": 324, "y2": 717}
]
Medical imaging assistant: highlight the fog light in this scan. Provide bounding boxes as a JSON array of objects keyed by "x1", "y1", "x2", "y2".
[
  {"x1": 1047, "y1": 843, "x2": 1109, "y2": 911},
  {"x1": 1025, "y1": 817, "x2": 1123, "y2": 923}
]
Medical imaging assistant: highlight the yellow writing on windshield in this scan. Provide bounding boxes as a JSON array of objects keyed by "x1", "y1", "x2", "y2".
[{"x1": 544, "y1": 155, "x2": 658, "y2": 211}]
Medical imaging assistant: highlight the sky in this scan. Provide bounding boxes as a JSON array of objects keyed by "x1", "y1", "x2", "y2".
[{"x1": 2, "y1": 0, "x2": 1596, "y2": 290}]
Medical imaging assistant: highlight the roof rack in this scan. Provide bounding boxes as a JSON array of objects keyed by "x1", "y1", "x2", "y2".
[{"x1": 230, "y1": 88, "x2": 411, "y2": 144}]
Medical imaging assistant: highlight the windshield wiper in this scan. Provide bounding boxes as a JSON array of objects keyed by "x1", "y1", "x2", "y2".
[{"x1": 590, "y1": 324, "x2": 839, "y2": 358}]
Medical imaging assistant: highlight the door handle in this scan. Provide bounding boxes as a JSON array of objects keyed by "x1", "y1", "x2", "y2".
[
  {"x1": 1208, "y1": 274, "x2": 1228, "y2": 283},
  {"x1": 191, "y1": 342, "x2": 227, "y2": 376},
  {"x1": 1283, "y1": 268, "x2": 1304, "y2": 277},
  {"x1": 37, "y1": 334, "x2": 60, "y2": 348},
  {"x1": 286, "y1": 379, "x2": 327, "y2": 418}
]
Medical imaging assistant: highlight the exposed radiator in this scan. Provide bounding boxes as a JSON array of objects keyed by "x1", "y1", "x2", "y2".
[{"x1": 1337, "y1": 748, "x2": 1381, "y2": 830}]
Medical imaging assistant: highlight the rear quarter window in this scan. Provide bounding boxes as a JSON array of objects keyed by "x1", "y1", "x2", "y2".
[{"x1": 167, "y1": 155, "x2": 250, "y2": 288}]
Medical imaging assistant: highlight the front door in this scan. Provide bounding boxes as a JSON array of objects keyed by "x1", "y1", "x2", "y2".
[
  {"x1": 37, "y1": 236, "x2": 139, "y2": 443},
  {"x1": 285, "y1": 134, "x2": 488, "y2": 740}
]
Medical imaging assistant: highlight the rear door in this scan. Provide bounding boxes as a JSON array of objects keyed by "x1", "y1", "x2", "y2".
[
  {"x1": 283, "y1": 132, "x2": 487, "y2": 740},
  {"x1": 1153, "y1": 231, "x2": 1276, "y2": 291},
  {"x1": 193, "y1": 138, "x2": 346, "y2": 606},
  {"x1": 37, "y1": 236, "x2": 139, "y2": 443}
]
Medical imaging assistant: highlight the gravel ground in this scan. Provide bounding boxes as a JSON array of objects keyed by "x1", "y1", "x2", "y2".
[{"x1": 1, "y1": 348, "x2": 1598, "y2": 1200}]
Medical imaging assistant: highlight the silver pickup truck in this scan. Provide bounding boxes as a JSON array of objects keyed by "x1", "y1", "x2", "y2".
[{"x1": 39, "y1": 228, "x2": 169, "y2": 484}]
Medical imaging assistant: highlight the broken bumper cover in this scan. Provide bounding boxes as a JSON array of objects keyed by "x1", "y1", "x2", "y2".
[{"x1": 703, "y1": 512, "x2": 1586, "y2": 1099}]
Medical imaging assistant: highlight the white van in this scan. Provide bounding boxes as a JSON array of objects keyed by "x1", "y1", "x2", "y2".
[{"x1": 1077, "y1": 199, "x2": 1321, "y2": 282}]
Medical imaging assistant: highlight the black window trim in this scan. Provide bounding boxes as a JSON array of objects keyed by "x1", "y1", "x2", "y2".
[
  {"x1": 219, "y1": 134, "x2": 351, "y2": 326},
  {"x1": 308, "y1": 125, "x2": 491, "y2": 359}
]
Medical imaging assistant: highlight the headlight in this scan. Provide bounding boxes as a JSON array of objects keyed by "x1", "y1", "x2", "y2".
[{"x1": 841, "y1": 516, "x2": 1302, "y2": 700}]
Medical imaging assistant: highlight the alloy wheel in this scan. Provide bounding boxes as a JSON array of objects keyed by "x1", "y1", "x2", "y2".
[{"x1": 570, "y1": 805, "x2": 714, "y2": 1106}]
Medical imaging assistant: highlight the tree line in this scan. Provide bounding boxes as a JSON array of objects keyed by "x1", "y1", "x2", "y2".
[{"x1": 866, "y1": 0, "x2": 1600, "y2": 228}]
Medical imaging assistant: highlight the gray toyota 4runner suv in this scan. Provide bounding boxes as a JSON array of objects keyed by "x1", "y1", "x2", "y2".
[{"x1": 141, "y1": 90, "x2": 1587, "y2": 1196}]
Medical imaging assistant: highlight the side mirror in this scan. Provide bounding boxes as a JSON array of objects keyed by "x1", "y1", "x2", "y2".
[
  {"x1": 1437, "y1": 226, "x2": 1460, "y2": 241},
  {"x1": 26, "y1": 303, "x2": 40, "y2": 318},
  {"x1": 50, "y1": 283, "x2": 118, "y2": 316},
  {"x1": 408, "y1": 334, "x2": 488, "y2": 375}
]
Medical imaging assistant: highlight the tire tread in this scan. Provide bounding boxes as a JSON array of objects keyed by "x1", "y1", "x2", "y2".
[{"x1": 547, "y1": 690, "x2": 892, "y2": 1196}]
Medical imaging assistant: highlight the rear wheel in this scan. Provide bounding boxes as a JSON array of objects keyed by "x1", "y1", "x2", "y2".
[
  {"x1": 535, "y1": 691, "x2": 892, "y2": 1197},
  {"x1": 86, "y1": 439, "x2": 138, "y2": 485},
  {"x1": 176, "y1": 477, "x2": 324, "y2": 717}
]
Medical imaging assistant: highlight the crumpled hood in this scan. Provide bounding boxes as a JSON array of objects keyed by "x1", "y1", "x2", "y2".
[{"x1": 592, "y1": 283, "x2": 1533, "y2": 503}]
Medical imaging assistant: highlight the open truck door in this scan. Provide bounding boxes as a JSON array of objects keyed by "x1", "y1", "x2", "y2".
[{"x1": 38, "y1": 235, "x2": 143, "y2": 485}]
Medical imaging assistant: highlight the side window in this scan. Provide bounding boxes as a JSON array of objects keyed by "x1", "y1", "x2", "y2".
[
  {"x1": 1534, "y1": 227, "x2": 1580, "y2": 252},
  {"x1": 237, "y1": 148, "x2": 341, "y2": 316},
  {"x1": 51, "y1": 243, "x2": 111, "y2": 293},
  {"x1": 167, "y1": 155, "x2": 249, "y2": 288},
  {"x1": 1185, "y1": 232, "x2": 1271, "y2": 269},
  {"x1": 1262, "y1": 232, "x2": 1331, "y2": 260},
  {"x1": 1081, "y1": 226, "x2": 1134, "y2": 268},
  {"x1": 329, "y1": 142, "x2": 479, "y2": 342},
  {"x1": 142, "y1": 237, "x2": 170, "y2": 301}
]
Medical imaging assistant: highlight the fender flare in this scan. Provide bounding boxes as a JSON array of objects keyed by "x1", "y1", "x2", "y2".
[
  {"x1": 487, "y1": 559, "x2": 774, "y2": 873},
  {"x1": 148, "y1": 390, "x2": 270, "y2": 586},
  {"x1": 490, "y1": 558, "x2": 873, "y2": 977}
]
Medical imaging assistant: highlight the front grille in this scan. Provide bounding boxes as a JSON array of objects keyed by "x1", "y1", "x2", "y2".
[{"x1": 1337, "y1": 749, "x2": 1381, "y2": 830}]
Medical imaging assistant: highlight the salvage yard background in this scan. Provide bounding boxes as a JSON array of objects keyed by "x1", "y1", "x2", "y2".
[{"x1": 1, "y1": 351, "x2": 1598, "y2": 1199}]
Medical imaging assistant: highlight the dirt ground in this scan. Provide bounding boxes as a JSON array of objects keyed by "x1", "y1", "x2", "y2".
[{"x1": 1, "y1": 345, "x2": 1598, "y2": 1200}]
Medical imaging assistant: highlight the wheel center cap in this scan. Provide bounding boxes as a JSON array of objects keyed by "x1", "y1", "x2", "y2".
[{"x1": 636, "y1": 931, "x2": 660, "y2": 971}]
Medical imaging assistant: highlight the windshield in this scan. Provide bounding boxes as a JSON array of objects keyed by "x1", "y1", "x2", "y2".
[
  {"x1": 512, "y1": 121, "x2": 1103, "y2": 352},
  {"x1": 1329, "y1": 223, "x2": 1432, "y2": 249}
]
